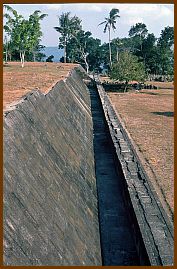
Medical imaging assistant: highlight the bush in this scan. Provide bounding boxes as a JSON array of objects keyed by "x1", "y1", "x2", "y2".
[
  {"x1": 110, "y1": 51, "x2": 146, "y2": 92},
  {"x1": 46, "y1": 55, "x2": 54, "y2": 62}
]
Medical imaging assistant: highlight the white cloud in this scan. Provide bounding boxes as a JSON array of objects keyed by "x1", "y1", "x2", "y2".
[
  {"x1": 68, "y1": 4, "x2": 103, "y2": 12},
  {"x1": 45, "y1": 4, "x2": 62, "y2": 11},
  {"x1": 42, "y1": 3, "x2": 174, "y2": 22},
  {"x1": 45, "y1": 3, "x2": 103, "y2": 12},
  {"x1": 158, "y1": 5, "x2": 172, "y2": 16},
  {"x1": 125, "y1": 17, "x2": 144, "y2": 26},
  {"x1": 107, "y1": 4, "x2": 173, "y2": 28},
  {"x1": 6, "y1": 3, "x2": 174, "y2": 46}
]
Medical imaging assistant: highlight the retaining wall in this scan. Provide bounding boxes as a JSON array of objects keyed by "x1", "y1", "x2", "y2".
[
  {"x1": 3, "y1": 67, "x2": 102, "y2": 265},
  {"x1": 95, "y1": 79, "x2": 174, "y2": 266}
]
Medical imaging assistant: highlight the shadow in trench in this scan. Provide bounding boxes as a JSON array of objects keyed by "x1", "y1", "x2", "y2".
[
  {"x1": 152, "y1": 111, "x2": 174, "y2": 117},
  {"x1": 87, "y1": 85, "x2": 150, "y2": 266}
]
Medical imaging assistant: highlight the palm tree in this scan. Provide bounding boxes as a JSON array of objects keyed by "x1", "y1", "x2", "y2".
[
  {"x1": 29, "y1": 10, "x2": 48, "y2": 61},
  {"x1": 54, "y1": 12, "x2": 81, "y2": 63},
  {"x1": 99, "y1": 8, "x2": 120, "y2": 68},
  {"x1": 3, "y1": 5, "x2": 23, "y2": 63}
]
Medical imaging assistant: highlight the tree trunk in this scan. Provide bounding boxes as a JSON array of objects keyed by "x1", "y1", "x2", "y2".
[
  {"x1": 20, "y1": 51, "x2": 25, "y2": 68},
  {"x1": 116, "y1": 48, "x2": 119, "y2": 62},
  {"x1": 64, "y1": 37, "x2": 67, "y2": 63},
  {"x1": 140, "y1": 34, "x2": 143, "y2": 54},
  {"x1": 20, "y1": 52, "x2": 22, "y2": 65},
  {"x1": 22, "y1": 52, "x2": 25, "y2": 67},
  {"x1": 9, "y1": 53, "x2": 12, "y2": 62},
  {"x1": 4, "y1": 37, "x2": 8, "y2": 63},
  {"x1": 33, "y1": 51, "x2": 36, "y2": 62},
  {"x1": 140, "y1": 34, "x2": 146, "y2": 67},
  {"x1": 124, "y1": 81, "x2": 128, "y2": 92},
  {"x1": 83, "y1": 52, "x2": 89, "y2": 74},
  {"x1": 108, "y1": 27, "x2": 112, "y2": 68},
  {"x1": 84, "y1": 58, "x2": 89, "y2": 74},
  {"x1": 5, "y1": 49, "x2": 8, "y2": 63}
]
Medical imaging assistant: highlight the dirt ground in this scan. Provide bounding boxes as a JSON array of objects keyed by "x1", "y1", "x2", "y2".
[
  {"x1": 3, "y1": 62, "x2": 78, "y2": 110},
  {"x1": 108, "y1": 87, "x2": 174, "y2": 216},
  {"x1": 145, "y1": 81, "x2": 174, "y2": 89}
]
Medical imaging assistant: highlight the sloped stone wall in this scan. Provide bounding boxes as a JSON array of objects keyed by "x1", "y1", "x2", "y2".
[{"x1": 3, "y1": 67, "x2": 101, "y2": 265}]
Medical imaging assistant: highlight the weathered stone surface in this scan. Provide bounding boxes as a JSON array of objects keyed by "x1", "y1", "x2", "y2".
[{"x1": 3, "y1": 67, "x2": 102, "y2": 265}]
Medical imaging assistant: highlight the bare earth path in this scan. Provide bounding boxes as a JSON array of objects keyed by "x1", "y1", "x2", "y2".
[{"x1": 108, "y1": 88, "x2": 174, "y2": 215}]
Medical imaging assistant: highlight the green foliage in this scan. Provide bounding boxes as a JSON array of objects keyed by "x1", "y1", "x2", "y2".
[
  {"x1": 129, "y1": 23, "x2": 148, "y2": 39},
  {"x1": 54, "y1": 12, "x2": 81, "y2": 43},
  {"x1": 11, "y1": 19, "x2": 30, "y2": 52},
  {"x1": 54, "y1": 12, "x2": 82, "y2": 63},
  {"x1": 3, "y1": 4, "x2": 174, "y2": 77},
  {"x1": 66, "y1": 29, "x2": 102, "y2": 72},
  {"x1": 110, "y1": 51, "x2": 146, "y2": 89},
  {"x1": 3, "y1": 5, "x2": 47, "y2": 66},
  {"x1": 128, "y1": 23, "x2": 148, "y2": 67},
  {"x1": 28, "y1": 11, "x2": 48, "y2": 57},
  {"x1": 109, "y1": 24, "x2": 174, "y2": 77},
  {"x1": 158, "y1": 26, "x2": 174, "y2": 48},
  {"x1": 156, "y1": 26, "x2": 174, "y2": 75},
  {"x1": 99, "y1": 8, "x2": 120, "y2": 33},
  {"x1": 46, "y1": 55, "x2": 54, "y2": 62}
]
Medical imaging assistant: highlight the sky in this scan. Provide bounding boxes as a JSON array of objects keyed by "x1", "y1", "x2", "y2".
[{"x1": 6, "y1": 3, "x2": 174, "y2": 47}]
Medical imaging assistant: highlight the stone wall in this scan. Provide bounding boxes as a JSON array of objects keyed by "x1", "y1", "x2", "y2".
[
  {"x1": 95, "y1": 80, "x2": 174, "y2": 266},
  {"x1": 3, "y1": 67, "x2": 102, "y2": 265}
]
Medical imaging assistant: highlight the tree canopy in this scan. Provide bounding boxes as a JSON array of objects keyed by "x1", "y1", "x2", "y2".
[
  {"x1": 3, "y1": 5, "x2": 174, "y2": 78},
  {"x1": 110, "y1": 51, "x2": 146, "y2": 91},
  {"x1": 3, "y1": 5, "x2": 47, "y2": 67},
  {"x1": 54, "y1": 12, "x2": 82, "y2": 63}
]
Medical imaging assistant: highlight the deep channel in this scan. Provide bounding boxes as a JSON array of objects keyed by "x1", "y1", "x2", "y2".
[{"x1": 88, "y1": 85, "x2": 150, "y2": 266}]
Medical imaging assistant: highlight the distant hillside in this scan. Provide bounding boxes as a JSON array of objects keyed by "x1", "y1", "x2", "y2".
[{"x1": 43, "y1": 47, "x2": 64, "y2": 62}]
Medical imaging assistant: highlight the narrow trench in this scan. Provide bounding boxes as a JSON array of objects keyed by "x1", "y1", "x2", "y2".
[{"x1": 88, "y1": 86, "x2": 150, "y2": 266}]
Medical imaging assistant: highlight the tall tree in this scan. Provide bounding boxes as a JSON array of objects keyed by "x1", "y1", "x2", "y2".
[
  {"x1": 98, "y1": 8, "x2": 120, "y2": 68},
  {"x1": 28, "y1": 10, "x2": 48, "y2": 61},
  {"x1": 76, "y1": 30, "x2": 91, "y2": 73},
  {"x1": 11, "y1": 19, "x2": 32, "y2": 67},
  {"x1": 54, "y1": 12, "x2": 82, "y2": 63},
  {"x1": 158, "y1": 26, "x2": 174, "y2": 48},
  {"x1": 157, "y1": 26, "x2": 174, "y2": 76},
  {"x1": 3, "y1": 4, "x2": 23, "y2": 62},
  {"x1": 141, "y1": 33, "x2": 157, "y2": 74},
  {"x1": 129, "y1": 23, "x2": 148, "y2": 64},
  {"x1": 110, "y1": 51, "x2": 146, "y2": 92},
  {"x1": 111, "y1": 37, "x2": 134, "y2": 61},
  {"x1": 66, "y1": 29, "x2": 102, "y2": 73},
  {"x1": 4, "y1": 5, "x2": 47, "y2": 67},
  {"x1": 3, "y1": 36, "x2": 8, "y2": 62},
  {"x1": 111, "y1": 38, "x2": 123, "y2": 62}
]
